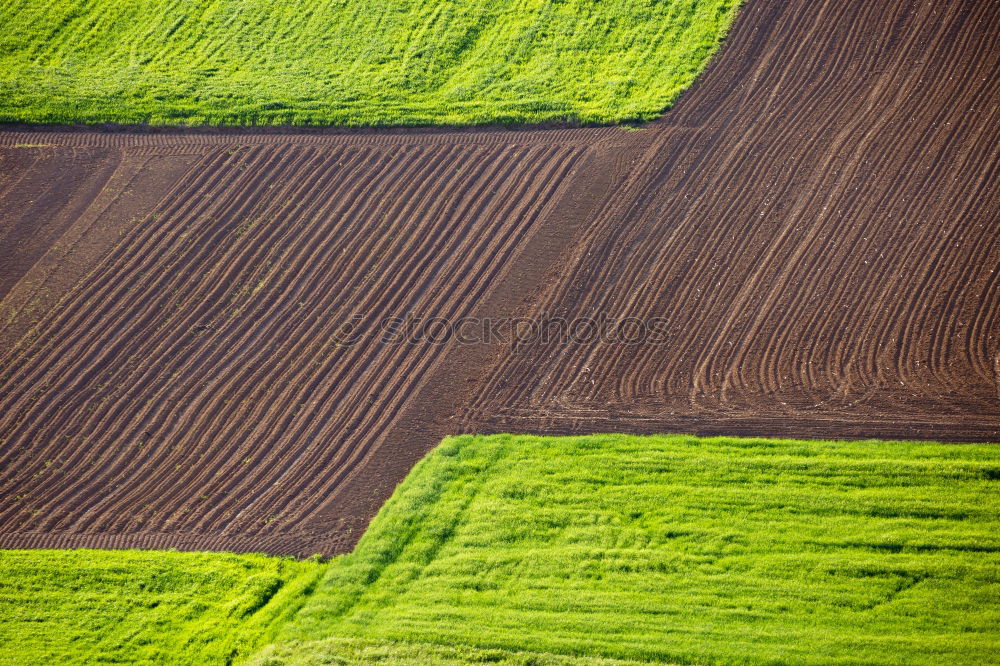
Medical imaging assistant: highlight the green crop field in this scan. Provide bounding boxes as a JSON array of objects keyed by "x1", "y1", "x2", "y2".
[
  {"x1": 0, "y1": 0, "x2": 739, "y2": 127},
  {"x1": 3, "y1": 435, "x2": 998, "y2": 665},
  {"x1": 263, "y1": 434, "x2": 1000, "y2": 665},
  {"x1": 0, "y1": 550, "x2": 322, "y2": 665}
]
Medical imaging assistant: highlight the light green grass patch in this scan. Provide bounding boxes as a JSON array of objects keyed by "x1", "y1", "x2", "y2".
[
  {"x1": 264, "y1": 434, "x2": 1000, "y2": 665},
  {"x1": 0, "y1": 549, "x2": 323, "y2": 665},
  {"x1": 0, "y1": 0, "x2": 740, "y2": 127},
  {"x1": 253, "y1": 637, "x2": 648, "y2": 665}
]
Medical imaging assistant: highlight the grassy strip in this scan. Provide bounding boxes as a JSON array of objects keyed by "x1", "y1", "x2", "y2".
[
  {"x1": 263, "y1": 434, "x2": 1000, "y2": 665},
  {"x1": 0, "y1": 0, "x2": 739, "y2": 127},
  {"x1": 0, "y1": 549, "x2": 324, "y2": 665},
  {"x1": 254, "y1": 637, "x2": 648, "y2": 665}
]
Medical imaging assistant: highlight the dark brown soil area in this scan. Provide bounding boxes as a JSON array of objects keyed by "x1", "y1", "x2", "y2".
[
  {"x1": 0, "y1": 132, "x2": 635, "y2": 555},
  {"x1": 465, "y1": 0, "x2": 1000, "y2": 443}
]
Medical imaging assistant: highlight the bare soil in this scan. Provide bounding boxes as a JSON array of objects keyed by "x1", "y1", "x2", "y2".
[{"x1": 464, "y1": 0, "x2": 1000, "y2": 443}]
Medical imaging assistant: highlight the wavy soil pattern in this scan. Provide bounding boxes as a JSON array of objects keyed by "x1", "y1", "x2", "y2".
[
  {"x1": 465, "y1": 0, "x2": 1000, "y2": 442},
  {"x1": 0, "y1": 0, "x2": 997, "y2": 555},
  {"x1": 0, "y1": 132, "x2": 631, "y2": 555}
]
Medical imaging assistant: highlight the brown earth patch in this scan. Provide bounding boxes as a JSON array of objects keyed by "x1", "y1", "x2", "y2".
[
  {"x1": 464, "y1": 0, "x2": 1000, "y2": 443},
  {"x1": 0, "y1": 132, "x2": 638, "y2": 555}
]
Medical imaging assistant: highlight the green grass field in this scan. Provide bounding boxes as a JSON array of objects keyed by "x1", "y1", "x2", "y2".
[
  {"x1": 0, "y1": 550, "x2": 322, "y2": 665},
  {"x1": 0, "y1": 0, "x2": 739, "y2": 127},
  {"x1": 2, "y1": 435, "x2": 998, "y2": 665},
  {"x1": 264, "y1": 434, "x2": 1000, "y2": 665}
]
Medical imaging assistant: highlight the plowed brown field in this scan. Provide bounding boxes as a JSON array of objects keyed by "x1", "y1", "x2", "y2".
[
  {"x1": 0, "y1": 131, "x2": 631, "y2": 554},
  {"x1": 0, "y1": 0, "x2": 997, "y2": 555},
  {"x1": 464, "y1": 0, "x2": 1000, "y2": 442}
]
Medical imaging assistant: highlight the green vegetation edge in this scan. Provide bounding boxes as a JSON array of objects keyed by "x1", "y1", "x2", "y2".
[{"x1": 0, "y1": 0, "x2": 740, "y2": 127}]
